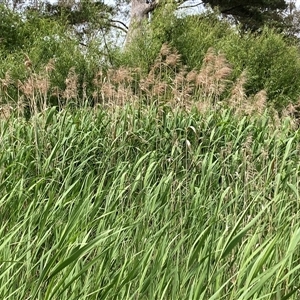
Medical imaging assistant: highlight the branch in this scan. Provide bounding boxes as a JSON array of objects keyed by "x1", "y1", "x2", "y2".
[
  {"x1": 100, "y1": 27, "x2": 113, "y2": 65},
  {"x1": 220, "y1": 5, "x2": 244, "y2": 15},
  {"x1": 79, "y1": 41, "x2": 88, "y2": 47},
  {"x1": 109, "y1": 23, "x2": 128, "y2": 33},
  {"x1": 109, "y1": 19, "x2": 128, "y2": 30},
  {"x1": 175, "y1": 0, "x2": 190, "y2": 5},
  {"x1": 144, "y1": 1, "x2": 159, "y2": 14},
  {"x1": 177, "y1": 1, "x2": 204, "y2": 10}
]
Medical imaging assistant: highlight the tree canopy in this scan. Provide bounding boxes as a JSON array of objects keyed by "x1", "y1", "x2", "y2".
[
  {"x1": 201, "y1": 0, "x2": 288, "y2": 31},
  {"x1": 126, "y1": 0, "x2": 291, "y2": 47}
]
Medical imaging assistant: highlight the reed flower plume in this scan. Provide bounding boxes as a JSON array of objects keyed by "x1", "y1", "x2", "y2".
[
  {"x1": 101, "y1": 81, "x2": 116, "y2": 100},
  {"x1": 15, "y1": 58, "x2": 56, "y2": 113},
  {"x1": 283, "y1": 99, "x2": 300, "y2": 127},
  {"x1": 165, "y1": 52, "x2": 181, "y2": 67},
  {"x1": 19, "y1": 77, "x2": 35, "y2": 99},
  {"x1": 240, "y1": 89, "x2": 267, "y2": 116},
  {"x1": 63, "y1": 67, "x2": 78, "y2": 101},
  {"x1": 0, "y1": 104, "x2": 13, "y2": 119},
  {"x1": 252, "y1": 90, "x2": 267, "y2": 115},
  {"x1": 45, "y1": 59, "x2": 55, "y2": 74},
  {"x1": 160, "y1": 43, "x2": 172, "y2": 57},
  {"x1": 186, "y1": 70, "x2": 197, "y2": 83},
  {"x1": 109, "y1": 67, "x2": 134, "y2": 84},
  {"x1": 195, "y1": 48, "x2": 232, "y2": 105},
  {"x1": 229, "y1": 71, "x2": 247, "y2": 111},
  {"x1": 281, "y1": 101, "x2": 300, "y2": 129}
]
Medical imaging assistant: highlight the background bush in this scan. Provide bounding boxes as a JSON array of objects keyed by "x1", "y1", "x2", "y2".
[
  {"x1": 2, "y1": 5, "x2": 300, "y2": 110},
  {"x1": 121, "y1": 11, "x2": 300, "y2": 109}
]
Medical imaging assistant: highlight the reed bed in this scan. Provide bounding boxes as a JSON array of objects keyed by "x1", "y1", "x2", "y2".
[
  {"x1": 0, "y1": 44, "x2": 274, "y2": 117},
  {"x1": 0, "y1": 101, "x2": 300, "y2": 299},
  {"x1": 0, "y1": 43, "x2": 300, "y2": 299}
]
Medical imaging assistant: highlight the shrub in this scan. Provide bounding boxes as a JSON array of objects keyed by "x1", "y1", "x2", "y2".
[
  {"x1": 0, "y1": 12, "x2": 105, "y2": 109},
  {"x1": 122, "y1": 12, "x2": 300, "y2": 109}
]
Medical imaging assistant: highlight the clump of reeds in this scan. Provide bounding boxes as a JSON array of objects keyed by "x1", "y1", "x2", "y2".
[
  {"x1": 0, "y1": 104, "x2": 13, "y2": 120},
  {"x1": 1, "y1": 102, "x2": 300, "y2": 299},
  {"x1": 228, "y1": 70, "x2": 267, "y2": 116},
  {"x1": 279, "y1": 99, "x2": 300, "y2": 129},
  {"x1": 139, "y1": 44, "x2": 181, "y2": 104},
  {"x1": 62, "y1": 67, "x2": 78, "y2": 103},
  {"x1": 0, "y1": 44, "x2": 299, "y2": 127},
  {"x1": 0, "y1": 71, "x2": 15, "y2": 119},
  {"x1": 195, "y1": 47, "x2": 232, "y2": 102},
  {"x1": 16, "y1": 56, "x2": 55, "y2": 115},
  {"x1": 131, "y1": 44, "x2": 233, "y2": 111},
  {"x1": 92, "y1": 66, "x2": 138, "y2": 108}
]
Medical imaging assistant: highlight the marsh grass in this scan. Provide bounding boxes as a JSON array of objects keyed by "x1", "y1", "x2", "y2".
[
  {"x1": 0, "y1": 43, "x2": 273, "y2": 117},
  {"x1": 0, "y1": 44, "x2": 300, "y2": 299},
  {"x1": 0, "y1": 102, "x2": 300, "y2": 299}
]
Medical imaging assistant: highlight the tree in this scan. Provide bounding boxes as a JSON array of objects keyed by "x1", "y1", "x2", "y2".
[
  {"x1": 1, "y1": 0, "x2": 129, "y2": 48},
  {"x1": 281, "y1": 1, "x2": 300, "y2": 38},
  {"x1": 0, "y1": 4, "x2": 24, "y2": 52},
  {"x1": 126, "y1": 0, "x2": 289, "y2": 44},
  {"x1": 125, "y1": 0, "x2": 158, "y2": 44},
  {"x1": 30, "y1": 0, "x2": 121, "y2": 46},
  {"x1": 202, "y1": 0, "x2": 287, "y2": 31}
]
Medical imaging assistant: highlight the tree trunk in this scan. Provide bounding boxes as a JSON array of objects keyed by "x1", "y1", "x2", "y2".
[{"x1": 125, "y1": 0, "x2": 158, "y2": 46}]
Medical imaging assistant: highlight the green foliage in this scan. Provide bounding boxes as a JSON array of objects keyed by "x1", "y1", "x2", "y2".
[
  {"x1": 1, "y1": 1, "x2": 300, "y2": 110},
  {"x1": 117, "y1": 3, "x2": 178, "y2": 71},
  {"x1": 42, "y1": 0, "x2": 114, "y2": 25},
  {"x1": 0, "y1": 104, "x2": 300, "y2": 298},
  {"x1": 220, "y1": 28, "x2": 300, "y2": 108},
  {"x1": 126, "y1": 12, "x2": 300, "y2": 108},
  {"x1": 0, "y1": 4, "x2": 24, "y2": 53},
  {"x1": 173, "y1": 20, "x2": 300, "y2": 108},
  {"x1": 170, "y1": 13, "x2": 232, "y2": 67},
  {"x1": 202, "y1": 0, "x2": 287, "y2": 32},
  {"x1": 0, "y1": 9, "x2": 108, "y2": 108},
  {"x1": 40, "y1": 0, "x2": 115, "y2": 43}
]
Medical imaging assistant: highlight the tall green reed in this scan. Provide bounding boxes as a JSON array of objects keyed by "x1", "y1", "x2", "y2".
[{"x1": 0, "y1": 104, "x2": 299, "y2": 299}]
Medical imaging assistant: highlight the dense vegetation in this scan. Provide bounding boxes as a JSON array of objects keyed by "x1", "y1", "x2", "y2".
[
  {"x1": 1, "y1": 101, "x2": 300, "y2": 299},
  {"x1": 1, "y1": 1, "x2": 300, "y2": 299},
  {"x1": 201, "y1": 0, "x2": 287, "y2": 31},
  {"x1": 2, "y1": 4, "x2": 300, "y2": 110}
]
